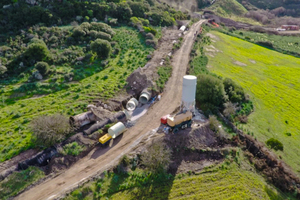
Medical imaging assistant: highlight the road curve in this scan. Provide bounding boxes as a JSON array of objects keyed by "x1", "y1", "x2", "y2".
[{"x1": 15, "y1": 20, "x2": 205, "y2": 200}]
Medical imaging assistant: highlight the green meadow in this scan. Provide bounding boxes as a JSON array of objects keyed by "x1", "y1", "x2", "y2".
[
  {"x1": 207, "y1": 31, "x2": 300, "y2": 174},
  {"x1": 65, "y1": 161, "x2": 289, "y2": 200}
]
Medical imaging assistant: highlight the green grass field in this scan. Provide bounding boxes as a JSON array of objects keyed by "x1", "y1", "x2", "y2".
[
  {"x1": 206, "y1": 31, "x2": 300, "y2": 174},
  {"x1": 0, "y1": 27, "x2": 154, "y2": 162},
  {"x1": 0, "y1": 166, "x2": 44, "y2": 200},
  {"x1": 64, "y1": 159, "x2": 289, "y2": 200},
  {"x1": 222, "y1": 29, "x2": 300, "y2": 55}
]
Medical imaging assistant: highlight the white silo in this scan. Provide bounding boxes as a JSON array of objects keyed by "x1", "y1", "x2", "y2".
[{"x1": 181, "y1": 75, "x2": 197, "y2": 112}]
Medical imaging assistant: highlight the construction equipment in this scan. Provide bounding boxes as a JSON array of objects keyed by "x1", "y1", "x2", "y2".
[
  {"x1": 208, "y1": 19, "x2": 219, "y2": 27},
  {"x1": 99, "y1": 122, "x2": 126, "y2": 145},
  {"x1": 162, "y1": 111, "x2": 193, "y2": 133}
]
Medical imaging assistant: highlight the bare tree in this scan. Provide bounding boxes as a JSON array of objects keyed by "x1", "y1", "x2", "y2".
[
  {"x1": 30, "y1": 114, "x2": 72, "y2": 148},
  {"x1": 141, "y1": 140, "x2": 172, "y2": 173}
]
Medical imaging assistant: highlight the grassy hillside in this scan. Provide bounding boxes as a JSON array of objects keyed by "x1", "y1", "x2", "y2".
[
  {"x1": 206, "y1": 31, "x2": 300, "y2": 174},
  {"x1": 210, "y1": 0, "x2": 247, "y2": 17},
  {"x1": 221, "y1": 29, "x2": 300, "y2": 56},
  {"x1": 64, "y1": 161, "x2": 289, "y2": 200},
  {"x1": 207, "y1": 0, "x2": 261, "y2": 25},
  {"x1": 0, "y1": 27, "x2": 154, "y2": 162}
]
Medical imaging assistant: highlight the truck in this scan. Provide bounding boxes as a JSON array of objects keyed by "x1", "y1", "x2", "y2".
[
  {"x1": 99, "y1": 122, "x2": 126, "y2": 145},
  {"x1": 161, "y1": 111, "x2": 193, "y2": 133}
]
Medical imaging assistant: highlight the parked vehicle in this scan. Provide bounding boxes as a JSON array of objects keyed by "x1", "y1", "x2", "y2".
[
  {"x1": 161, "y1": 111, "x2": 193, "y2": 133},
  {"x1": 99, "y1": 122, "x2": 126, "y2": 145}
]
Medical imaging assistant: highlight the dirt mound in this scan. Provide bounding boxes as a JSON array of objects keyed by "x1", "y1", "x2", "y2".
[
  {"x1": 126, "y1": 27, "x2": 182, "y2": 95},
  {"x1": 164, "y1": 125, "x2": 218, "y2": 150},
  {"x1": 45, "y1": 155, "x2": 77, "y2": 174},
  {"x1": 204, "y1": 13, "x2": 252, "y2": 29},
  {"x1": 90, "y1": 107, "x2": 114, "y2": 121},
  {"x1": 126, "y1": 67, "x2": 154, "y2": 96}
]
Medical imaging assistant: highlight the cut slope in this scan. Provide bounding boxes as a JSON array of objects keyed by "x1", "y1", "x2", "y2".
[{"x1": 206, "y1": 31, "x2": 300, "y2": 175}]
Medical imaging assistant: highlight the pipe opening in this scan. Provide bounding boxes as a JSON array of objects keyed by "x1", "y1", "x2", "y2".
[{"x1": 139, "y1": 95, "x2": 149, "y2": 104}]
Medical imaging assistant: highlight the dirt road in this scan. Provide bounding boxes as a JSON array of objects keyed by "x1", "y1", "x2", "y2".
[{"x1": 15, "y1": 20, "x2": 205, "y2": 200}]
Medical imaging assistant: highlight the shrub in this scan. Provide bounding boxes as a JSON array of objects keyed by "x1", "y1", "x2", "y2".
[
  {"x1": 35, "y1": 61, "x2": 50, "y2": 76},
  {"x1": 90, "y1": 22, "x2": 115, "y2": 36},
  {"x1": 285, "y1": 132, "x2": 292, "y2": 136},
  {"x1": 128, "y1": 1, "x2": 150, "y2": 18},
  {"x1": 209, "y1": 115, "x2": 220, "y2": 132},
  {"x1": 109, "y1": 18, "x2": 118, "y2": 26},
  {"x1": 48, "y1": 35, "x2": 58, "y2": 44},
  {"x1": 266, "y1": 138, "x2": 283, "y2": 151},
  {"x1": 24, "y1": 40, "x2": 50, "y2": 63},
  {"x1": 61, "y1": 142, "x2": 85, "y2": 156},
  {"x1": 223, "y1": 78, "x2": 245, "y2": 103},
  {"x1": 72, "y1": 27, "x2": 86, "y2": 38},
  {"x1": 80, "y1": 22, "x2": 91, "y2": 32},
  {"x1": 223, "y1": 102, "x2": 236, "y2": 118},
  {"x1": 196, "y1": 74, "x2": 227, "y2": 108},
  {"x1": 0, "y1": 65, "x2": 7, "y2": 74},
  {"x1": 141, "y1": 141, "x2": 171, "y2": 173},
  {"x1": 145, "y1": 39, "x2": 157, "y2": 48},
  {"x1": 90, "y1": 39, "x2": 112, "y2": 59},
  {"x1": 30, "y1": 114, "x2": 72, "y2": 148},
  {"x1": 95, "y1": 31, "x2": 112, "y2": 41},
  {"x1": 143, "y1": 26, "x2": 157, "y2": 35},
  {"x1": 145, "y1": 33, "x2": 154, "y2": 39},
  {"x1": 256, "y1": 41, "x2": 274, "y2": 49}
]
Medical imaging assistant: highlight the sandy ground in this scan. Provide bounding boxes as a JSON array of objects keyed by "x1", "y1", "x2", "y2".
[{"x1": 15, "y1": 20, "x2": 206, "y2": 200}]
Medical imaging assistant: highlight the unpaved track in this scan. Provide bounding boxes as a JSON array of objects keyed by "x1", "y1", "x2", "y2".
[{"x1": 16, "y1": 20, "x2": 205, "y2": 200}]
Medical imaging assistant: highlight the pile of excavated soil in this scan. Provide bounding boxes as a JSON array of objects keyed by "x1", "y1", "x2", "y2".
[{"x1": 126, "y1": 28, "x2": 182, "y2": 95}]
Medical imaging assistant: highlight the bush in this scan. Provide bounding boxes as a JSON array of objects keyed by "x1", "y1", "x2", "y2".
[
  {"x1": 90, "y1": 39, "x2": 112, "y2": 59},
  {"x1": 196, "y1": 74, "x2": 227, "y2": 108},
  {"x1": 143, "y1": 26, "x2": 157, "y2": 35},
  {"x1": 141, "y1": 141, "x2": 171, "y2": 173},
  {"x1": 90, "y1": 22, "x2": 115, "y2": 36},
  {"x1": 145, "y1": 39, "x2": 157, "y2": 48},
  {"x1": 145, "y1": 33, "x2": 154, "y2": 39},
  {"x1": 61, "y1": 142, "x2": 85, "y2": 156},
  {"x1": 209, "y1": 115, "x2": 220, "y2": 132},
  {"x1": 30, "y1": 114, "x2": 72, "y2": 148},
  {"x1": 35, "y1": 61, "x2": 50, "y2": 76},
  {"x1": 266, "y1": 138, "x2": 283, "y2": 151},
  {"x1": 95, "y1": 31, "x2": 112, "y2": 41},
  {"x1": 72, "y1": 27, "x2": 86, "y2": 38},
  {"x1": 48, "y1": 35, "x2": 58, "y2": 44},
  {"x1": 24, "y1": 40, "x2": 50, "y2": 63},
  {"x1": 256, "y1": 41, "x2": 274, "y2": 49},
  {"x1": 0, "y1": 65, "x2": 7, "y2": 74},
  {"x1": 223, "y1": 78, "x2": 245, "y2": 103}
]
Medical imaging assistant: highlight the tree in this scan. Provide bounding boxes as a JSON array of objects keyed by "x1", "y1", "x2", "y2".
[
  {"x1": 196, "y1": 74, "x2": 227, "y2": 108},
  {"x1": 141, "y1": 141, "x2": 172, "y2": 173},
  {"x1": 90, "y1": 39, "x2": 111, "y2": 59},
  {"x1": 30, "y1": 114, "x2": 72, "y2": 148}
]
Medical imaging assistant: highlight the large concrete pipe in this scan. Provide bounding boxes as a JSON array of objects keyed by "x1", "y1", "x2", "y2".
[
  {"x1": 108, "y1": 122, "x2": 126, "y2": 139},
  {"x1": 69, "y1": 111, "x2": 98, "y2": 127},
  {"x1": 83, "y1": 111, "x2": 126, "y2": 135},
  {"x1": 126, "y1": 98, "x2": 139, "y2": 111},
  {"x1": 83, "y1": 118, "x2": 111, "y2": 135},
  {"x1": 139, "y1": 89, "x2": 151, "y2": 104}
]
